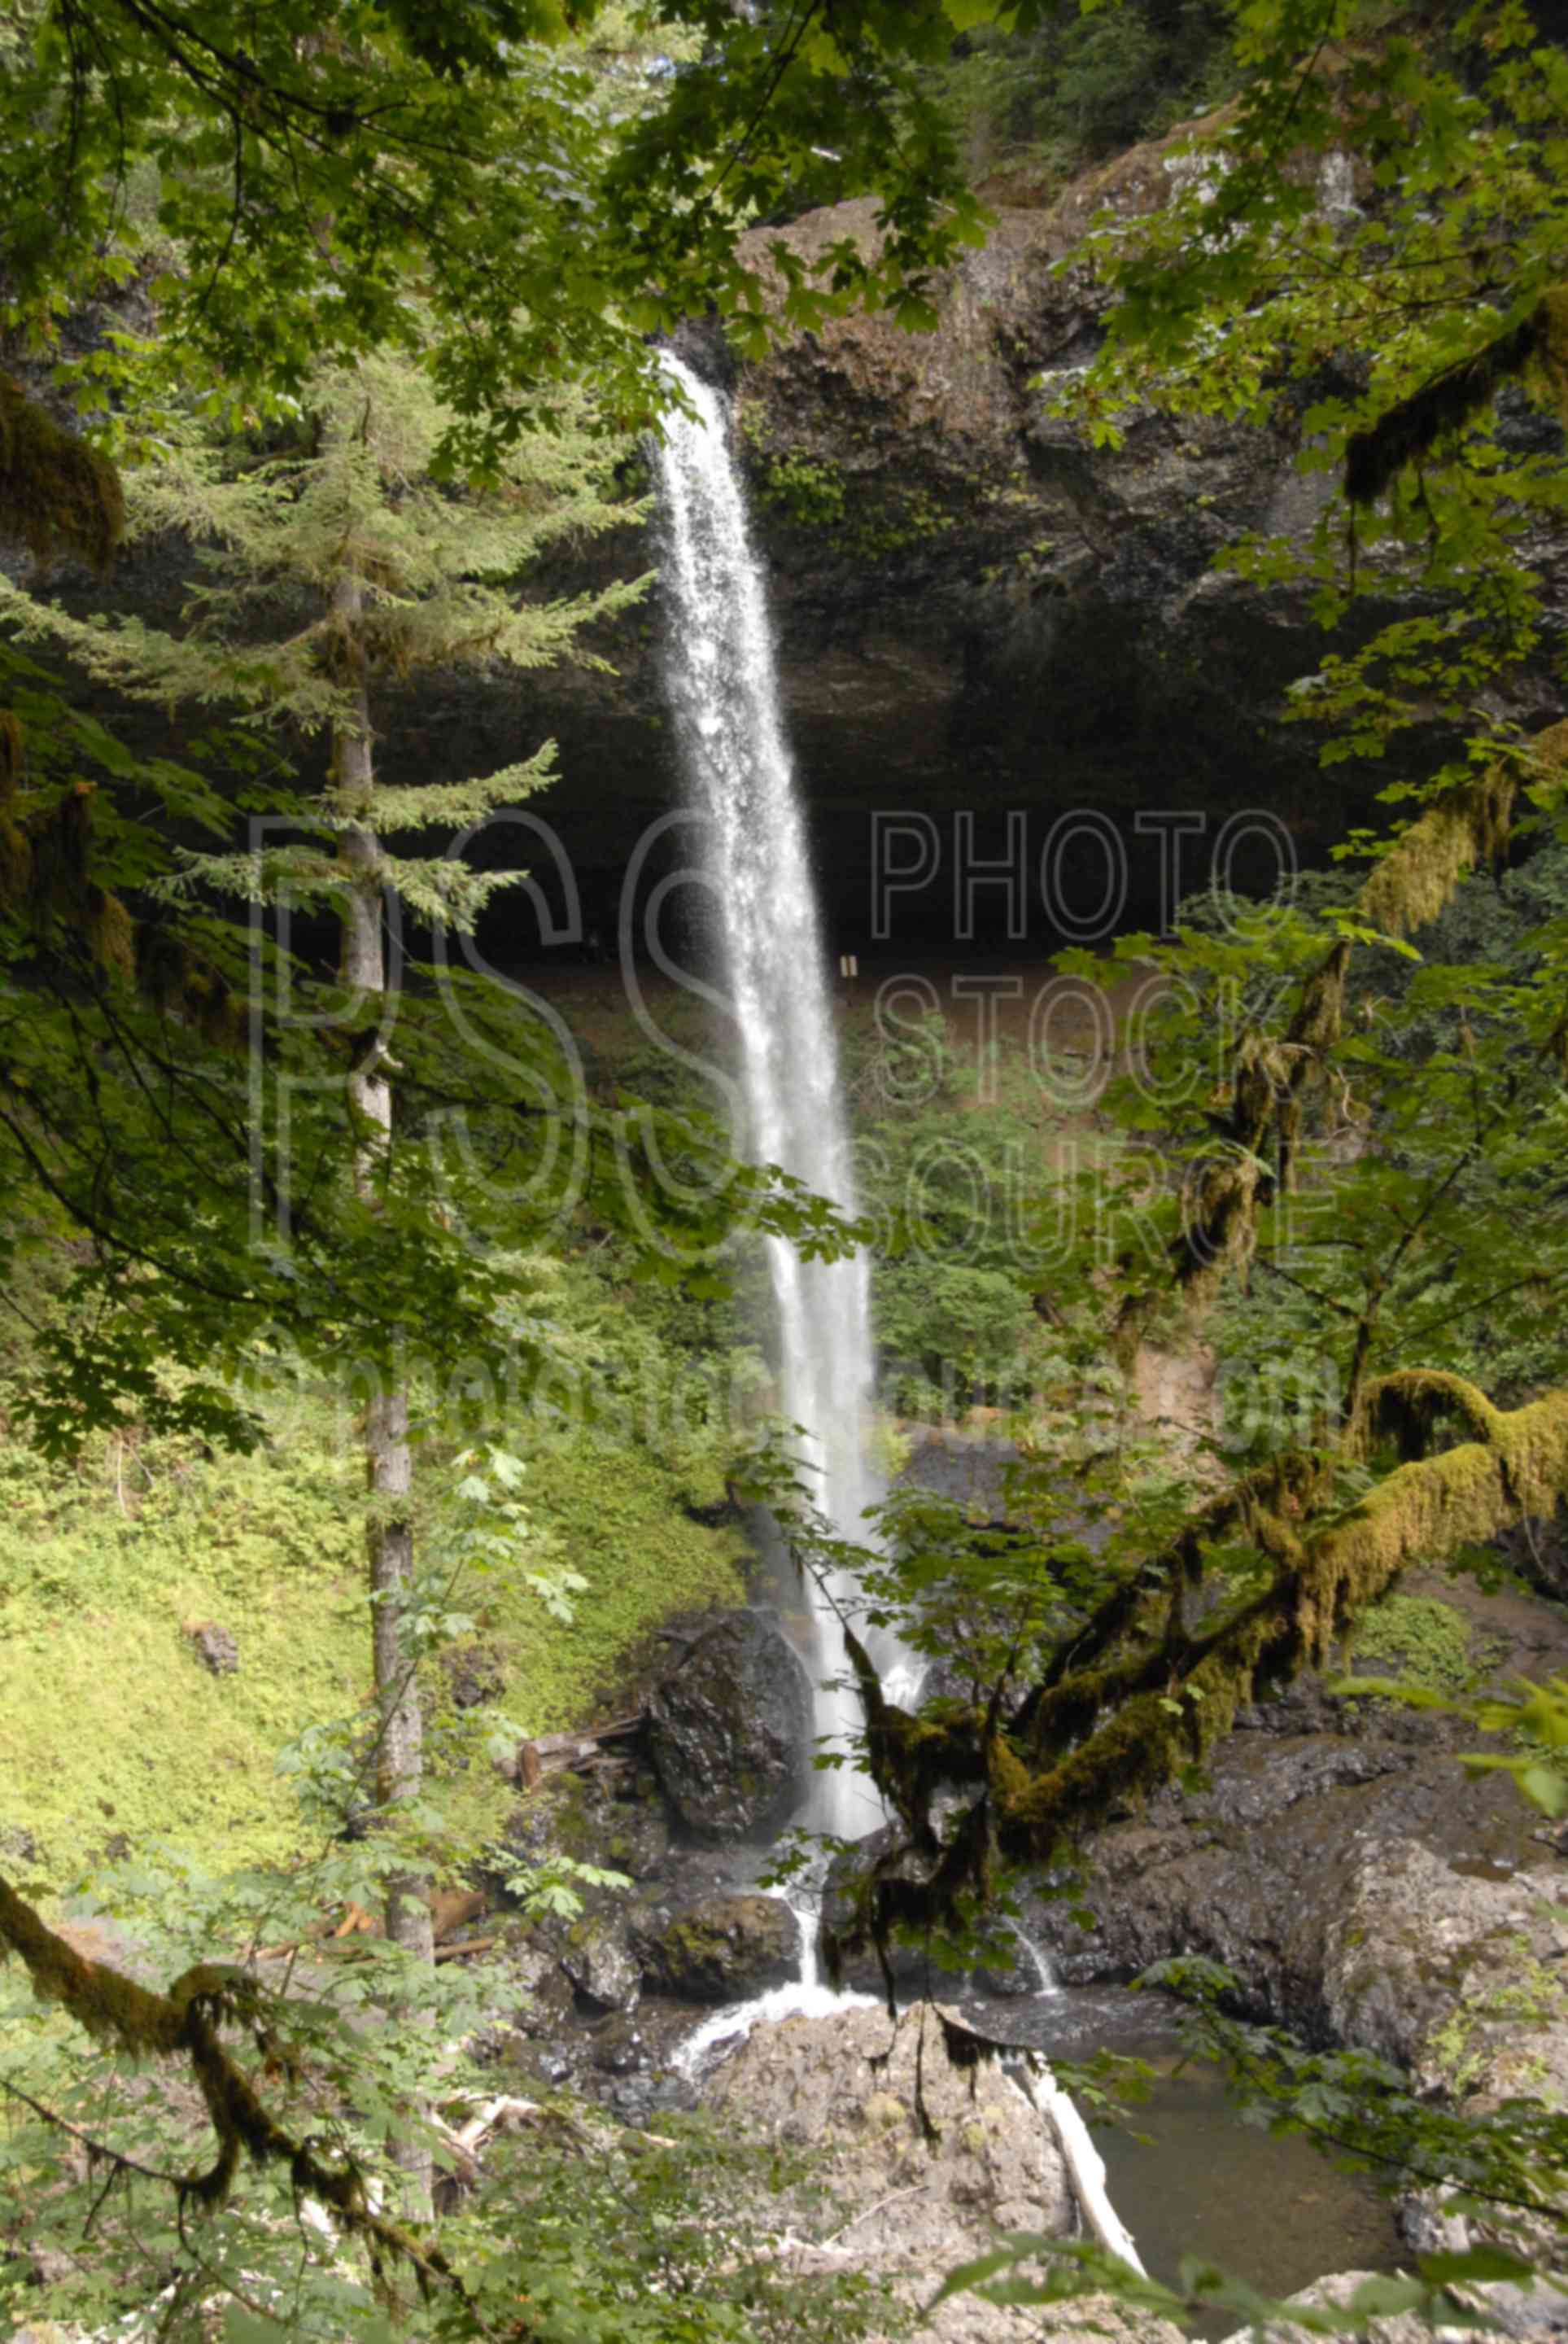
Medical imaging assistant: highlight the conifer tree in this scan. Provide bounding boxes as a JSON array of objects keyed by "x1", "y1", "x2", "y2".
[{"x1": 0, "y1": 349, "x2": 649, "y2": 2201}]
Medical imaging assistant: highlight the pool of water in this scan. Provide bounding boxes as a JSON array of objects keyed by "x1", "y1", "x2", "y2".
[
  {"x1": 1098, "y1": 2057, "x2": 1398, "y2": 2329},
  {"x1": 969, "y1": 1986, "x2": 1401, "y2": 2336}
]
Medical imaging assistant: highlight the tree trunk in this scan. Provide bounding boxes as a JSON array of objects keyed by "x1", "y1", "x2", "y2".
[{"x1": 333, "y1": 572, "x2": 435, "y2": 2215}]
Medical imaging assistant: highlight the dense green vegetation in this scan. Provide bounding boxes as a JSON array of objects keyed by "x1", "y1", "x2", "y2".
[
  {"x1": 0, "y1": 1397, "x2": 749, "y2": 1886},
  {"x1": 2, "y1": 0, "x2": 1568, "y2": 2333}
]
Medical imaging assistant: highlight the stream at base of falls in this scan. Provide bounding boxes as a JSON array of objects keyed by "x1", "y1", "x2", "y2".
[
  {"x1": 659, "y1": 1921, "x2": 1395, "y2": 2324},
  {"x1": 622, "y1": 1833, "x2": 1400, "y2": 2321}
]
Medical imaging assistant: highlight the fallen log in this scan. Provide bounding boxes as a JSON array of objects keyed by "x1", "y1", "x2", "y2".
[{"x1": 515, "y1": 1713, "x2": 644, "y2": 1787}]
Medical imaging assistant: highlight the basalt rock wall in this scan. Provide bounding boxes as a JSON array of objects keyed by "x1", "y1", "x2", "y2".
[
  {"x1": 13, "y1": 125, "x2": 1567, "y2": 964},
  {"x1": 497, "y1": 125, "x2": 1564, "y2": 955}
]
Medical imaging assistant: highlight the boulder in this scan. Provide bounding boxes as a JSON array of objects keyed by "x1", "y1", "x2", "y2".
[
  {"x1": 647, "y1": 1609, "x2": 811, "y2": 1842},
  {"x1": 632, "y1": 1892, "x2": 798, "y2": 2003},
  {"x1": 443, "y1": 1641, "x2": 506, "y2": 1710},
  {"x1": 557, "y1": 1909, "x2": 642, "y2": 2017},
  {"x1": 187, "y1": 1621, "x2": 238, "y2": 1675},
  {"x1": 817, "y1": 1818, "x2": 1033, "y2": 1998},
  {"x1": 1322, "y1": 1842, "x2": 1568, "y2": 2103},
  {"x1": 818, "y1": 1821, "x2": 950, "y2": 1996},
  {"x1": 704, "y1": 2001, "x2": 1171, "y2": 2344},
  {"x1": 478, "y1": 1771, "x2": 673, "y2": 2024}
]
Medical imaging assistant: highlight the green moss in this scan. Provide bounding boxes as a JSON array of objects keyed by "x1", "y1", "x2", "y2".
[
  {"x1": 0, "y1": 1426, "x2": 368, "y2": 1885},
  {"x1": 749, "y1": 445, "x2": 848, "y2": 531},
  {"x1": 491, "y1": 1426, "x2": 748, "y2": 1730},
  {"x1": 739, "y1": 418, "x2": 960, "y2": 561},
  {"x1": 1426, "y1": 1938, "x2": 1568, "y2": 2093},
  {"x1": 0, "y1": 1404, "x2": 749, "y2": 1888},
  {"x1": 1349, "y1": 1592, "x2": 1485, "y2": 1696},
  {"x1": 0, "y1": 373, "x2": 124, "y2": 571}
]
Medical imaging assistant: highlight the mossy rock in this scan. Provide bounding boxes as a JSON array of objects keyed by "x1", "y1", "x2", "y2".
[{"x1": 631, "y1": 1892, "x2": 797, "y2": 2003}]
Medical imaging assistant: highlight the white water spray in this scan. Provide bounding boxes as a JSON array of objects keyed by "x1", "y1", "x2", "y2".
[{"x1": 654, "y1": 352, "x2": 902, "y2": 1840}]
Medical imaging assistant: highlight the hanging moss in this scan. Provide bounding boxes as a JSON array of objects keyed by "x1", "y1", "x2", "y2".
[
  {"x1": 0, "y1": 374, "x2": 124, "y2": 571},
  {"x1": 132, "y1": 919, "x2": 248, "y2": 1047},
  {"x1": 1357, "y1": 767, "x2": 1518, "y2": 938},
  {"x1": 85, "y1": 887, "x2": 137, "y2": 985},
  {"x1": 0, "y1": 1870, "x2": 460, "y2": 2290},
  {"x1": 1343, "y1": 291, "x2": 1563, "y2": 507}
]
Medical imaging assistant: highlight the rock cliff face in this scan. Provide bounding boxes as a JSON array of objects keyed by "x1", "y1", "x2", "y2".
[
  {"x1": 20, "y1": 127, "x2": 1565, "y2": 957},
  {"x1": 716, "y1": 171, "x2": 1327, "y2": 945},
  {"x1": 501, "y1": 128, "x2": 1566, "y2": 954}
]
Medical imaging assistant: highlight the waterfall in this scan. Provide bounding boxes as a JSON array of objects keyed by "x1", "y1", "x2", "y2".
[
  {"x1": 653, "y1": 352, "x2": 897, "y2": 1840},
  {"x1": 649, "y1": 369, "x2": 1143, "y2": 2285}
]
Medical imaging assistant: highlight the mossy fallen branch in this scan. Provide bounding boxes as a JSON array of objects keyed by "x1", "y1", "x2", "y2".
[{"x1": 0, "y1": 1874, "x2": 464, "y2": 2300}]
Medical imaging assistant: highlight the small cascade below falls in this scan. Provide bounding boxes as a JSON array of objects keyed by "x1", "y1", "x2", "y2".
[
  {"x1": 1009, "y1": 1922, "x2": 1059, "y2": 1999},
  {"x1": 655, "y1": 352, "x2": 917, "y2": 1842},
  {"x1": 673, "y1": 1883, "x2": 876, "y2": 2082}
]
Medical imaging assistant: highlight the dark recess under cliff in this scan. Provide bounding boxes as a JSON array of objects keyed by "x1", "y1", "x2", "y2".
[{"x1": 9, "y1": 134, "x2": 1566, "y2": 970}]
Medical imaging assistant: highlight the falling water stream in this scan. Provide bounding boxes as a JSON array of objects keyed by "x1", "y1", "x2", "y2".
[
  {"x1": 655, "y1": 351, "x2": 910, "y2": 1845},
  {"x1": 653, "y1": 355, "x2": 1151, "y2": 2273}
]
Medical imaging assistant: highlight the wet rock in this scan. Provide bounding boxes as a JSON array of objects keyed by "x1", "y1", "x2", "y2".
[
  {"x1": 969, "y1": 1923, "x2": 1054, "y2": 1998},
  {"x1": 590, "y1": 2008, "x2": 653, "y2": 2075},
  {"x1": 497, "y1": 1930, "x2": 577, "y2": 2014},
  {"x1": 557, "y1": 1910, "x2": 642, "y2": 2016},
  {"x1": 647, "y1": 1609, "x2": 811, "y2": 1842},
  {"x1": 818, "y1": 1821, "x2": 982, "y2": 1996},
  {"x1": 597, "y1": 1782, "x2": 673, "y2": 1881},
  {"x1": 1323, "y1": 1842, "x2": 1568, "y2": 2101},
  {"x1": 1025, "y1": 1727, "x2": 1542, "y2": 2036},
  {"x1": 704, "y1": 2001, "x2": 1142, "y2": 2344},
  {"x1": 631, "y1": 1892, "x2": 798, "y2": 2002}
]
